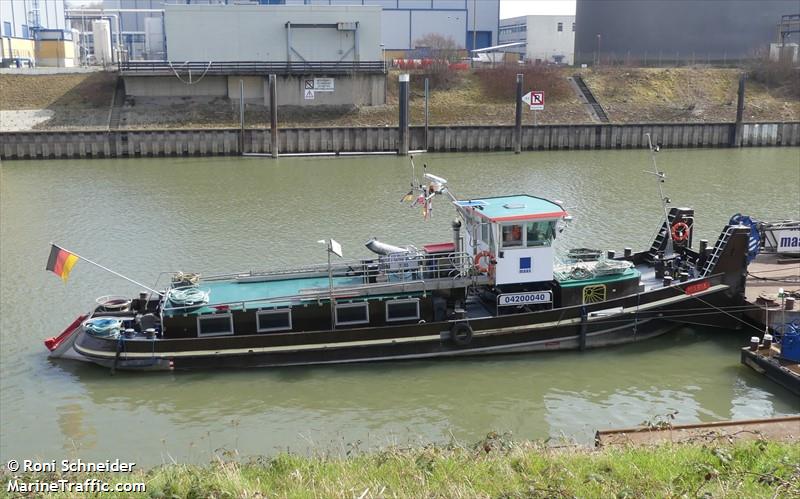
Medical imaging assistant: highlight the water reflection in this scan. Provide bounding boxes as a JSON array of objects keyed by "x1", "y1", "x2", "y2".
[
  {"x1": 2, "y1": 149, "x2": 799, "y2": 467},
  {"x1": 34, "y1": 328, "x2": 797, "y2": 466}
]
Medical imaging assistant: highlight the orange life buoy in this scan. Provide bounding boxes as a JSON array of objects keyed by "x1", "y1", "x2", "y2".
[
  {"x1": 474, "y1": 250, "x2": 495, "y2": 277},
  {"x1": 671, "y1": 221, "x2": 690, "y2": 242}
]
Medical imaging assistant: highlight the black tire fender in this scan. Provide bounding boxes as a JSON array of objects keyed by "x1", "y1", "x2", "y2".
[{"x1": 451, "y1": 322, "x2": 473, "y2": 347}]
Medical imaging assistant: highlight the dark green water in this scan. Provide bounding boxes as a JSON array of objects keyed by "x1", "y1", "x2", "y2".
[{"x1": 1, "y1": 148, "x2": 798, "y2": 467}]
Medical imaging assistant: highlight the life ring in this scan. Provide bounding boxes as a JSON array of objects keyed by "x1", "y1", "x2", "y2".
[
  {"x1": 671, "y1": 222, "x2": 690, "y2": 242},
  {"x1": 474, "y1": 251, "x2": 495, "y2": 276},
  {"x1": 451, "y1": 322, "x2": 473, "y2": 347}
]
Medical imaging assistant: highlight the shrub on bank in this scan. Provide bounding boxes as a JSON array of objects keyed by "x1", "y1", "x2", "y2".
[
  {"x1": 747, "y1": 57, "x2": 800, "y2": 98},
  {"x1": 475, "y1": 65, "x2": 573, "y2": 103}
]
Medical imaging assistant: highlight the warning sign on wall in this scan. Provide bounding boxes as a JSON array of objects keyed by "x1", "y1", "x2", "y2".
[
  {"x1": 304, "y1": 89, "x2": 315, "y2": 100},
  {"x1": 313, "y1": 78, "x2": 334, "y2": 92}
]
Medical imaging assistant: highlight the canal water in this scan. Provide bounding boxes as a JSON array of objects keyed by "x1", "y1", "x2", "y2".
[{"x1": 1, "y1": 148, "x2": 798, "y2": 467}]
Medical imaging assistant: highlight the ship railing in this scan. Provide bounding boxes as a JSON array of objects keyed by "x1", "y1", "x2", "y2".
[
  {"x1": 160, "y1": 272, "x2": 471, "y2": 314},
  {"x1": 192, "y1": 251, "x2": 472, "y2": 286},
  {"x1": 160, "y1": 251, "x2": 473, "y2": 313}
]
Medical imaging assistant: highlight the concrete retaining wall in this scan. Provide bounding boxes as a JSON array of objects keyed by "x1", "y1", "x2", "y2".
[
  {"x1": 2, "y1": 122, "x2": 798, "y2": 160},
  {"x1": 124, "y1": 73, "x2": 386, "y2": 107}
]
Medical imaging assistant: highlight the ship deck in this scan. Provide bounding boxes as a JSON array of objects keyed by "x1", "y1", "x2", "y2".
[{"x1": 165, "y1": 275, "x2": 365, "y2": 315}]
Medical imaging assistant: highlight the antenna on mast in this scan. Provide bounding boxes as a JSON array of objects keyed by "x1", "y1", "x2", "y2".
[{"x1": 643, "y1": 133, "x2": 673, "y2": 254}]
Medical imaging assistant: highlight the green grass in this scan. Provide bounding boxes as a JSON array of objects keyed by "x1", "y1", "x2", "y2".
[{"x1": 3, "y1": 436, "x2": 798, "y2": 498}]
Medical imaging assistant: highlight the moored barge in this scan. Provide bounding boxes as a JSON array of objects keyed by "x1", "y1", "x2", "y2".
[{"x1": 45, "y1": 153, "x2": 755, "y2": 371}]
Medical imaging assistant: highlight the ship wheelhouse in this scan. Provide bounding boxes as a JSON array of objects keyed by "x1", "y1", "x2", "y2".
[{"x1": 459, "y1": 195, "x2": 567, "y2": 287}]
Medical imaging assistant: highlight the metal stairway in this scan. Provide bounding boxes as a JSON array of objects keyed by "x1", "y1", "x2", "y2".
[
  {"x1": 700, "y1": 225, "x2": 735, "y2": 277},
  {"x1": 107, "y1": 76, "x2": 125, "y2": 130},
  {"x1": 571, "y1": 75, "x2": 610, "y2": 123},
  {"x1": 646, "y1": 211, "x2": 679, "y2": 263}
]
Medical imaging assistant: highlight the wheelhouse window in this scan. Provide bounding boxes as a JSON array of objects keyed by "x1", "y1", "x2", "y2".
[
  {"x1": 197, "y1": 313, "x2": 234, "y2": 337},
  {"x1": 526, "y1": 221, "x2": 556, "y2": 247},
  {"x1": 386, "y1": 299, "x2": 420, "y2": 322},
  {"x1": 480, "y1": 222, "x2": 493, "y2": 246},
  {"x1": 501, "y1": 224, "x2": 523, "y2": 248},
  {"x1": 257, "y1": 309, "x2": 292, "y2": 332},
  {"x1": 335, "y1": 302, "x2": 370, "y2": 326}
]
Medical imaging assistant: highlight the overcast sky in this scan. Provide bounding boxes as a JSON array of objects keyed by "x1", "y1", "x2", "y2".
[{"x1": 500, "y1": 0, "x2": 576, "y2": 19}]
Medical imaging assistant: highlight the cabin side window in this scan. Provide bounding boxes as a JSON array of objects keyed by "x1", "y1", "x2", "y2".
[
  {"x1": 197, "y1": 313, "x2": 234, "y2": 337},
  {"x1": 257, "y1": 309, "x2": 292, "y2": 332},
  {"x1": 335, "y1": 302, "x2": 370, "y2": 326},
  {"x1": 526, "y1": 221, "x2": 556, "y2": 247},
  {"x1": 501, "y1": 224, "x2": 523, "y2": 248},
  {"x1": 386, "y1": 298, "x2": 420, "y2": 322}
]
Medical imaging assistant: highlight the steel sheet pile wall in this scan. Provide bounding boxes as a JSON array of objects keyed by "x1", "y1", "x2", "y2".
[{"x1": 2, "y1": 123, "x2": 798, "y2": 159}]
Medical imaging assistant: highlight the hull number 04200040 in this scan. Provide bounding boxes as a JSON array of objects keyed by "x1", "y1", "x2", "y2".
[{"x1": 498, "y1": 291, "x2": 552, "y2": 307}]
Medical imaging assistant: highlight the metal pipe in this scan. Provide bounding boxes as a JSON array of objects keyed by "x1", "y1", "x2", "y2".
[
  {"x1": 424, "y1": 77, "x2": 429, "y2": 151},
  {"x1": 732, "y1": 73, "x2": 746, "y2": 147},
  {"x1": 269, "y1": 74, "x2": 278, "y2": 158},
  {"x1": 398, "y1": 73, "x2": 409, "y2": 156},
  {"x1": 67, "y1": 8, "x2": 165, "y2": 13},
  {"x1": 239, "y1": 79, "x2": 245, "y2": 155},
  {"x1": 514, "y1": 73, "x2": 523, "y2": 154}
]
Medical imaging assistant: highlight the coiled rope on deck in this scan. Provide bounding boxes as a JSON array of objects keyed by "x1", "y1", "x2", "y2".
[
  {"x1": 167, "y1": 286, "x2": 210, "y2": 307},
  {"x1": 83, "y1": 317, "x2": 122, "y2": 338}
]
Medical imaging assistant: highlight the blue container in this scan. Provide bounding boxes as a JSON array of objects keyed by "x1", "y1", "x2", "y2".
[{"x1": 780, "y1": 324, "x2": 800, "y2": 363}]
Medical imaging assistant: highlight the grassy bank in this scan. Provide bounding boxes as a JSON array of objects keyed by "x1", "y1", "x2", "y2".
[
  {"x1": 2, "y1": 437, "x2": 798, "y2": 498},
  {"x1": 2, "y1": 66, "x2": 798, "y2": 131}
]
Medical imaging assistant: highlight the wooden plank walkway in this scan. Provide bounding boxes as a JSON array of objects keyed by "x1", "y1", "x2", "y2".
[
  {"x1": 595, "y1": 416, "x2": 800, "y2": 447},
  {"x1": 744, "y1": 253, "x2": 800, "y2": 330}
]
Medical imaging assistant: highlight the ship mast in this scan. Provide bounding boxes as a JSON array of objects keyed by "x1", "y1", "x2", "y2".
[{"x1": 644, "y1": 133, "x2": 674, "y2": 255}]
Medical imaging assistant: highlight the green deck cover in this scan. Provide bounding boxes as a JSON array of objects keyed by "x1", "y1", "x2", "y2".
[
  {"x1": 166, "y1": 275, "x2": 364, "y2": 316},
  {"x1": 557, "y1": 268, "x2": 641, "y2": 288}
]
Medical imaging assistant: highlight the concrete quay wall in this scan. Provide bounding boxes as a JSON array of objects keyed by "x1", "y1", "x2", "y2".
[{"x1": 2, "y1": 122, "x2": 798, "y2": 160}]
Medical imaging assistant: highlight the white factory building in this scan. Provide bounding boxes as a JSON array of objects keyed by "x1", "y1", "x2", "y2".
[
  {"x1": 121, "y1": 3, "x2": 388, "y2": 107},
  {"x1": 164, "y1": 3, "x2": 381, "y2": 62},
  {"x1": 71, "y1": 0, "x2": 499, "y2": 61},
  {"x1": 498, "y1": 15, "x2": 575, "y2": 65}
]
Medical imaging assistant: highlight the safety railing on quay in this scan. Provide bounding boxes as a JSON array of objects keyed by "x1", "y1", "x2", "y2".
[{"x1": 119, "y1": 60, "x2": 386, "y2": 75}]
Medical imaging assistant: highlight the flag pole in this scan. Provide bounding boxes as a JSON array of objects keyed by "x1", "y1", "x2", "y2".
[{"x1": 54, "y1": 244, "x2": 164, "y2": 296}]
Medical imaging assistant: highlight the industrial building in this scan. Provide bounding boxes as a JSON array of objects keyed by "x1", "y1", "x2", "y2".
[
  {"x1": 122, "y1": 3, "x2": 387, "y2": 107},
  {"x1": 1, "y1": 0, "x2": 76, "y2": 67},
  {"x1": 498, "y1": 15, "x2": 575, "y2": 65},
  {"x1": 66, "y1": 0, "x2": 166, "y2": 63},
  {"x1": 574, "y1": 0, "x2": 799, "y2": 65},
  {"x1": 69, "y1": 0, "x2": 498, "y2": 61}
]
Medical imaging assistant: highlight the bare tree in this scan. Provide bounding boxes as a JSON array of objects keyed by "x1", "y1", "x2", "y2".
[
  {"x1": 411, "y1": 34, "x2": 463, "y2": 90},
  {"x1": 413, "y1": 33, "x2": 460, "y2": 63}
]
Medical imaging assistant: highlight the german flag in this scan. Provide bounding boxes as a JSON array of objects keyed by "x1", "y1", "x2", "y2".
[{"x1": 46, "y1": 244, "x2": 79, "y2": 282}]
